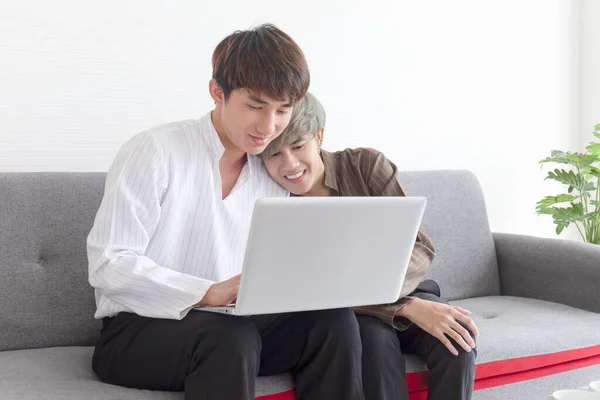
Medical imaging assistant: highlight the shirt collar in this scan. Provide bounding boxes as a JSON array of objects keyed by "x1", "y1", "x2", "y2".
[
  {"x1": 320, "y1": 149, "x2": 339, "y2": 192},
  {"x1": 246, "y1": 154, "x2": 256, "y2": 172},
  {"x1": 202, "y1": 111, "x2": 225, "y2": 160}
]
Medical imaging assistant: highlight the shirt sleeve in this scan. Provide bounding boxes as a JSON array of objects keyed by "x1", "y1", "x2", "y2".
[
  {"x1": 352, "y1": 150, "x2": 436, "y2": 331},
  {"x1": 353, "y1": 297, "x2": 415, "y2": 331},
  {"x1": 87, "y1": 132, "x2": 214, "y2": 320}
]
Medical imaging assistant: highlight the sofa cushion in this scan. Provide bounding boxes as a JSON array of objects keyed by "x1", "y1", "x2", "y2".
[
  {"x1": 407, "y1": 296, "x2": 600, "y2": 396},
  {"x1": 0, "y1": 170, "x2": 500, "y2": 352},
  {"x1": 0, "y1": 347, "x2": 294, "y2": 399},
  {"x1": 472, "y1": 363, "x2": 600, "y2": 400},
  {"x1": 2, "y1": 297, "x2": 599, "y2": 400},
  {"x1": 399, "y1": 170, "x2": 500, "y2": 300},
  {"x1": 0, "y1": 173, "x2": 105, "y2": 351}
]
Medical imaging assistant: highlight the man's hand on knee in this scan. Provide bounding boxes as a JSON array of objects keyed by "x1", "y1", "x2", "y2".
[{"x1": 397, "y1": 298, "x2": 480, "y2": 356}]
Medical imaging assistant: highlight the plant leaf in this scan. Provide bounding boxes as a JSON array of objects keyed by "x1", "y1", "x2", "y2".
[
  {"x1": 539, "y1": 152, "x2": 567, "y2": 164},
  {"x1": 591, "y1": 123, "x2": 600, "y2": 143},
  {"x1": 535, "y1": 194, "x2": 577, "y2": 213},
  {"x1": 586, "y1": 142, "x2": 600, "y2": 156},
  {"x1": 543, "y1": 204, "x2": 585, "y2": 235},
  {"x1": 584, "y1": 166, "x2": 600, "y2": 179},
  {"x1": 540, "y1": 122, "x2": 600, "y2": 239},
  {"x1": 556, "y1": 203, "x2": 584, "y2": 219},
  {"x1": 578, "y1": 154, "x2": 600, "y2": 168},
  {"x1": 545, "y1": 169, "x2": 595, "y2": 192},
  {"x1": 540, "y1": 150, "x2": 598, "y2": 168}
]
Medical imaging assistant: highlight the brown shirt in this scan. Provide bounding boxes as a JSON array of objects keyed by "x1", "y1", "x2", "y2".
[{"x1": 320, "y1": 147, "x2": 436, "y2": 331}]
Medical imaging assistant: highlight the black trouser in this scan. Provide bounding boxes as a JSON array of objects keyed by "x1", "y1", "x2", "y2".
[
  {"x1": 358, "y1": 292, "x2": 477, "y2": 400},
  {"x1": 92, "y1": 308, "x2": 365, "y2": 400}
]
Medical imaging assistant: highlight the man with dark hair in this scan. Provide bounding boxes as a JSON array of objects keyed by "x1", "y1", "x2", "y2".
[{"x1": 88, "y1": 24, "x2": 365, "y2": 400}]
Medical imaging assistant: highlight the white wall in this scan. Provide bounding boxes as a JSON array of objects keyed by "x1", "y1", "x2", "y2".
[
  {"x1": 580, "y1": 0, "x2": 600, "y2": 146},
  {"x1": 0, "y1": 0, "x2": 583, "y2": 239}
]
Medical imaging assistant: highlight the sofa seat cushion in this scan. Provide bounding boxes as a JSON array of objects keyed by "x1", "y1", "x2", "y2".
[
  {"x1": 2, "y1": 297, "x2": 599, "y2": 400},
  {"x1": 406, "y1": 296, "x2": 600, "y2": 399},
  {"x1": 0, "y1": 347, "x2": 294, "y2": 400}
]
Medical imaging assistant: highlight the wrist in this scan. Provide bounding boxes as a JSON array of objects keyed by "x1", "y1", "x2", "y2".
[
  {"x1": 396, "y1": 297, "x2": 420, "y2": 318},
  {"x1": 195, "y1": 296, "x2": 207, "y2": 307},
  {"x1": 196, "y1": 286, "x2": 214, "y2": 306}
]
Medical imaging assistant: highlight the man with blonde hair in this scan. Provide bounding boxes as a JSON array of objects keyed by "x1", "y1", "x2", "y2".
[{"x1": 262, "y1": 92, "x2": 479, "y2": 400}]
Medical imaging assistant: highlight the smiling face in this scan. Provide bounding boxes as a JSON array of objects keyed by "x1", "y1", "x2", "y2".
[
  {"x1": 261, "y1": 92, "x2": 329, "y2": 195},
  {"x1": 210, "y1": 83, "x2": 294, "y2": 155},
  {"x1": 209, "y1": 24, "x2": 310, "y2": 157},
  {"x1": 262, "y1": 130, "x2": 326, "y2": 195}
]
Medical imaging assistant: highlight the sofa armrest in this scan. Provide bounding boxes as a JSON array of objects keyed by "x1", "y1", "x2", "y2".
[{"x1": 494, "y1": 232, "x2": 600, "y2": 313}]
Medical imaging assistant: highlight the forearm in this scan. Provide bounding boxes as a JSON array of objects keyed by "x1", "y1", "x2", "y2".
[{"x1": 88, "y1": 240, "x2": 215, "y2": 319}]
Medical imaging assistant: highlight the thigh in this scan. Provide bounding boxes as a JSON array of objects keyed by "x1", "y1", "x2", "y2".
[
  {"x1": 253, "y1": 308, "x2": 360, "y2": 376},
  {"x1": 357, "y1": 315, "x2": 409, "y2": 400},
  {"x1": 93, "y1": 311, "x2": 259, "y2": 390},
  {"x1": 356, "y1": 315, "x2": 401, "y2": 353},
  {"x1": 356, "y1": 315, "x2": 405, "y2": 374}
]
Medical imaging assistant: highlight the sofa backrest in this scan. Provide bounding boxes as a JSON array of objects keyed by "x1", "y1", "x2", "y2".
[
  {"x1": 0, "y1": 173, "x2": 104, "y2": 351},
  {"x1": 399, "y1": 170, "x2": 500, "y2": 300},
  {"x1": 0, "y1": 170, "x2": 500, "y2": 351}
]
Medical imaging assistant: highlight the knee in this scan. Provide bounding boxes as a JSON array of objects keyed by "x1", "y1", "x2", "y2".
[
  {"x1": 322, "y1": 308, "x2": 360, "y2": 332},
  {"x1": 455, "y1": 324, "x2": 478, "y2": 367},
  {"x1": 357, "y1": 315, "x2": 399, "y2": 352},
  {"x1": 197, "y1": 317, "x2": 261, "y2": 360},
  {"x1": 357, "y1": 316, "x2": 404, "y2": 369},
  {"x1": 437, "y1": 336, "x2": 477, "y2": 371},
  {"x1": 452, "y1": 343, "x2": 477, "y2": 369},
  {"x1": 308, "y1": 308, "x2": 362, "y2": 347}
]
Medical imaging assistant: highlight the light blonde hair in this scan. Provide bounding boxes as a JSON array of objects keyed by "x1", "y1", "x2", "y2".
[{"x1": 262, "y1": 92, "x2": 326, "y2": 157}]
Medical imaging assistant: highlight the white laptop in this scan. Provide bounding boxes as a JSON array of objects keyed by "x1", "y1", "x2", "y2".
[{"x1": 194, "y1": 196, "x2": 427, "y2": 316}]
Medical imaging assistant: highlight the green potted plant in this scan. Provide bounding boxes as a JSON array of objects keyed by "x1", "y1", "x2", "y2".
[{"x1": 536, "y1": 123, "x2": 600, "y2": 244}]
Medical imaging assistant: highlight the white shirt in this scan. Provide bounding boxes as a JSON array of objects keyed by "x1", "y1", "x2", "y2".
[{"x1": 87, "y1": 112, "x2": 288, "y2": 320}]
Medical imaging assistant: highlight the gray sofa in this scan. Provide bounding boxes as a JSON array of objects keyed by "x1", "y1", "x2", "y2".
[{"x1": 1, "y1": 171, "x2": 599, "y2": 400}]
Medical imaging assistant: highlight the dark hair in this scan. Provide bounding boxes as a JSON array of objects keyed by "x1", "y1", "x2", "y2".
[{"x1": 212, "y1": 24, "x2": 310, "y2": 102}]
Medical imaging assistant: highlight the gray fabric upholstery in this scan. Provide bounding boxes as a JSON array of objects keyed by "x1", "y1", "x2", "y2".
[
  {"x1": 0, "y1": 173, "x2": 105, "y2": 351},
  {"x1": 495, "y1": 232, "x2": 600, "y2": 313},
  {"x1": 473, "y1": 363, "x2": 600, "y2": 400},
  {"x1": 0, "y1": 347, "x2": 293, "y2": 399},
  {"x1": 0, "y1": 170, "x2": 499, "y2": 352},
  {"x1": 4, "y1": 352, "x2": 597, "y2": 400},
  {"x1": 400, "y1": 170, "x2": 500, "y2": 300},
  {"x1": 453, "y1": 296, "x2": 600, "y2": 364},
  {"x1": 1, "y1": 171, "x2": 598, "y2": 400},
  {"x1": 3, "y1": 296, "x2": 597, "y2": 398},
  {"x1": 404, "y1": 296, "x2": 600, "y2": 373}
]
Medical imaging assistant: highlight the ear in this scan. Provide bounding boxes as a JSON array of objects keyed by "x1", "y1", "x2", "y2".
[
  {"x1": 209, "y1": 79, "x2": 225, "y2": 106},
  {"x1": 317, "y1": 127, "x2": 325, "y2": 146}
]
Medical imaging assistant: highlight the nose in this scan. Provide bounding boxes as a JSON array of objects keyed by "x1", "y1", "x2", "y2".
[
  {"x1": 281, "y1": 150, "x2": 300, "y2": 171},
  {"x1": 256, "y1": 111, "x2": 277, "y2": 136}
]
